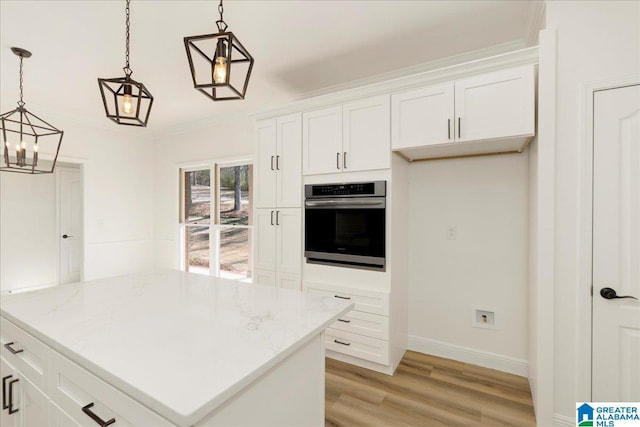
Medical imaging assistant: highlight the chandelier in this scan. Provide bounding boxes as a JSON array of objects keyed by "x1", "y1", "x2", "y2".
[
  {"x1": 1, "y1": 47, "x2": 64, "y2": 174},
  {"x1": 184, "y1": 0, "x2": 254, "y2": 101},
  {"x1": 98, "y1": 0, "x2": 154, "y2": 126}
]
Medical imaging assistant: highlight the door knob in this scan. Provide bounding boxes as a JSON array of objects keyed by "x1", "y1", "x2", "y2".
[
  {"x1": 600, "y1": 287, "x2": 638, "y2": 300},
  {"x1": 62, "y1": 234, "x2": 72, "y2": 239}
]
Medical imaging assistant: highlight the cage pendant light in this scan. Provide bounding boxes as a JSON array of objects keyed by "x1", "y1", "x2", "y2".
[
  {"x1": 1, "y1": 47, "x2": 64, "y2": 174},
  {"x1": 98, "y1": 0, "x2": 153, "y2": 126},
  {"x1": 184, "y1": 0, "x2": 254, "y2": 101}
]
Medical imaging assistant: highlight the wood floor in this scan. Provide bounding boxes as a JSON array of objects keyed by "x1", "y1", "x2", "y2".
[{"x1": 325, "y1": 351, "x2": 536, "y2": 426}]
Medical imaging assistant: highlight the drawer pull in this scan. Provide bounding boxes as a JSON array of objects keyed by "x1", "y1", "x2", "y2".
[
  {"x1": 2, "y1": 375, "x2": 11, "y2": 410},
  {"x1": 334, "y1": 339, "x2": 351, "y2": 346},
  {"x1": 82, "y1": 403, "x2": 116, "y2": 426},
  {"x1": 334, "y1": 295, "x2": 351, "y2": 300},
  {"x1": 4, "y1": 342, "x2": 24, "y2": 354},
  {"x1": 337, "y1": 318, "x2": 351, "y2": 323},
  {"x1": 8, "y1": 378, "x2": 19, "y2": 414}
]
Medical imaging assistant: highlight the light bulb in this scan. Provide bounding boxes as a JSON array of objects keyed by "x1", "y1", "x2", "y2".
[
  {"x1": 5, "y1": 141, "x2": 9, "y2": 148},
  {"x1": 213, "y1": 56, "x2": 227, "y2": 84},
  {"x1": 122, "y1": 94, "x2": 134, "y2": 115},
  {"x1": 33, "y1": 144, "x2": 38, "y2": 152},
  {"x1": 20, "y1": 140, "x2": 26, "y2": 150},
  {"x1": 15, "y1": 143, "x2": 20, "y2": 151}
]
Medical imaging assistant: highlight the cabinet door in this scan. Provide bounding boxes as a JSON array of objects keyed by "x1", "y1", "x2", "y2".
[
  {"x1": 275, "y1": 208, "x2": 301, "y2": 275},
  {"x1": 391, "y1": 82, "x2": 454, "y2": 149},
  {"x1": 276, "y1": 272, "x2": 301, "y2": 291},
  {"x1": 302, "y1": 106, "x2": 342, "y2": 175},
  {"x1": 276, "y1": 113, "x2": 302, "y2": 208},
  {"x1": 254, "y1": 119, "x2": 277, "y2": 208},
  {"x1": 19, "y1": 375, "x2": 50, "y2": 427},
  {"x1": 343, "y1": 95, "x2": 391, "y2": 172},
  {"x1": 1, "y1": 357, "x2": 18, "y2": 427},
  {"x1": 253, "y1": 269, "x2": 276, "y2": 287},
  {"x1": 254, "y1": 209, "x2": 277, "y2": 271},
  {"x1": 454, "y1": 65, "x2": 535, "y2": 142},
  {"x1": 51, "y1": 402, "x2": 81, "y2": 427}
]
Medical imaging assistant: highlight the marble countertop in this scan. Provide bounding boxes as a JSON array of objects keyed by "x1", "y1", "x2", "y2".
[{"x1": 0, "y1": 270, "x2": 353, "y2": 426}]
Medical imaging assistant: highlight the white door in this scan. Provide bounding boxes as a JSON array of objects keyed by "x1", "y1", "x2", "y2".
[
  {"x1": 19, "y1": 375, "x2": 50, "y2": 427},
  {"x1": 343, "y1": 94, "x2": 391, "y2": 172},
  {"x1": 302, "y1": 106, "x2": 342, "y2": 175},
  {"x1": 454, "y1": 65, "x2": 535, "y2": 142},
  {"x1": 275, "y1": 208, "x2": 301, "y2": 275},
  {"x1": 391, "y1": 82, "x2": 454, "y2": 149},
  {"x1": 276, "y1": 113, "x2": 302, "y2": 208},
  {"x1": 254, "y1": 119, "x2": 277, "y2": 208},
  {"x1": 253, "y1": 208, "x2": 277, "y2": 271},
  {"x1": 58, "y1": 167, "x2": 82, "y2": 285},
  {"x1": 1, "y1": 357, "x2": 19, "y2": 427},
  {"x1": 592, "y1": 84, "x2": 640, "y2": 401}
]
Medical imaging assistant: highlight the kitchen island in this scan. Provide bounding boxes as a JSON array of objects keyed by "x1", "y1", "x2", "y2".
[{"x1": 0, "y1": 270, "x2": 352, "y2": 426}]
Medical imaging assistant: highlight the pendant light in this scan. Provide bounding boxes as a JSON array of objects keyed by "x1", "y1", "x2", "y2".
[
  {"x1": 1, "y1": 47, "x2": 64, "y2": 174},
  {"x1": 184, "y1": 0, "x2": 254, "y2": 101},
  {"x1": 98, "y1": 0, "x2": 153, "y2": 127}
]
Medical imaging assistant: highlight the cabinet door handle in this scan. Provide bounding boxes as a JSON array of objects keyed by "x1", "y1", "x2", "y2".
[
  {"x1": 82, "y1": 403, "x2": 116, "y2": 427},
  {"x1": 458, "y1": 117, "x2": 461, "y2": 139},
  {"x1": 276, "y1": 155, "x2": 280, "y2": 170},
  {"x1": 2, "y1": 375, "x2": 11, "y2": 410},
  {"x1": 337, "y1": 318, "x2": 351, "y2": 323},
  {"x1": 4, "y1": 342, "x2": 24, "y2": 355},
  {"x1": 270, "y1": 155, "x2": 275, "y2": 171},
  {"x1": 276, "y1": 210, "x2": 280, "y2": 226},
  {"x1": 448, "y1": 118, "x2": 451, "y2": 140},
  {"x1": 7, "y1": 378, "x2": 18, "y2": 414},
  {"x1": 334, "y1": 294, "x2": 351, "y2": 300},
  {"x1": 343, "y1": 152, "x2": 347, "y2": 169},
  {"x1": 334, "y1": 339, "x2": 351, "y2": 346},
  {"x1": 336, "y1": 152, "x2": 341, "y2": 170},
  {"x1": 270, "y1": 210, "x2": 274, "y2": 226}
]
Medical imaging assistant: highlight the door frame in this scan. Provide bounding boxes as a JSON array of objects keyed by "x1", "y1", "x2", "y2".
[
  {"x1": 54, "y1": 159, "x2": 86, "y2": 286},
  {"x1": 578, "y1": 75, "x2": 640, "y2": 401}
]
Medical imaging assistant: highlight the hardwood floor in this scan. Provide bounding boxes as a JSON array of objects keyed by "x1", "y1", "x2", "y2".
[{"x1": 325, "y1": 351, "x2": 536, "y2": 426}]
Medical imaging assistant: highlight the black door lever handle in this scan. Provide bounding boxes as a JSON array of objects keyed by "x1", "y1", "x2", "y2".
[{"x1": 600, "y1": 287, "x2": 638, "y2": 300}]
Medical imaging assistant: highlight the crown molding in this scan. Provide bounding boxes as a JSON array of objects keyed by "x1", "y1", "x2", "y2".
[
  {"x1": 250, "y1": 45, "x2": 539, "y2": 121},
  {"x1": 525, "y1": 1, "x2": 546, "y2": 47}
]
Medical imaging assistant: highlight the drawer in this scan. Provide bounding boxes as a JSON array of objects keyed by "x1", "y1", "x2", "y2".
[
  {"x1": 325, "y1": 328, "x2": 389, "y2": 365},
  {"x1": 305, "y1": 282, "x2": 389, "y2": 315},
  {"x1": 0, "y1": 317, "x2": 50, "y2": 393},
  {"x1": 331, "y1": 311, "x2": 389, "y2": 340},
  {"x1": 51, "y1": 352, "x2": 175, "y2": 427}
]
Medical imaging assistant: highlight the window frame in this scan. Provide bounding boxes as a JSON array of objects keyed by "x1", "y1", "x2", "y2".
[{"x1": 178, "y1": 158, "x2": 253, "y2": 280}]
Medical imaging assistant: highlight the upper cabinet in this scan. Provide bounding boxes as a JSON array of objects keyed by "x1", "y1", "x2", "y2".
[
  {"x1": 303, "y1": 95, "x2": 391, "y2": 175},
  {"x1": 254, "y1": 113, "x2": 302, "y2": 208},
  {"x1": 392, "y1": 65, "x2": 535, "y2": 161}
]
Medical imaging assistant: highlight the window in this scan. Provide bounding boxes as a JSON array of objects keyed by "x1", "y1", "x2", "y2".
[{"x1": 180, "y1": 163, "x2": 252, "y2": 280}]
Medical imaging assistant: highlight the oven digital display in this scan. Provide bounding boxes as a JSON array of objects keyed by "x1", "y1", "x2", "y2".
[{"x1": 311, "y1": 182, "x2": 375, "y2": 196}]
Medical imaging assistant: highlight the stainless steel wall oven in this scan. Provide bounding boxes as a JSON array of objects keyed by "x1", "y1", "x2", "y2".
[{"x1": 304, "y1": 181, "x2": 386, "y2": 271}]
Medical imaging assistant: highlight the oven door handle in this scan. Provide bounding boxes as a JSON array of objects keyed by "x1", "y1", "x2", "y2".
[{"x1": 304, "y1": 199, "x2": 385, "y2": 208}]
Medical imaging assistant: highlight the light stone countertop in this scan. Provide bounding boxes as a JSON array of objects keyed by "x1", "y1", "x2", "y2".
[{"x1": 0, "y1": 270, "x2": 353, "y2": 426}]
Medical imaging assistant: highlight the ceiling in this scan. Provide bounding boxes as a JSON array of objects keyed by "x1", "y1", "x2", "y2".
[{"x1": 0, "y1": 1, "x2": 541, "y2": 132}]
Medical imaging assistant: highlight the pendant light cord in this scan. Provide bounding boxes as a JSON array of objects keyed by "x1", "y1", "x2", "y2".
[
  {"x1": 124, "y1": 0, "x2": 132, "y2": 77},
  {"x1": 216, "y1": 0, "x2": 228, "y2": 32},
  {"x1": 18, "y1": 55, "x2": 25, "y2": 108}
]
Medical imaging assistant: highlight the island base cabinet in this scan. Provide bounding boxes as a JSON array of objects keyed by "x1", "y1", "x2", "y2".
[
  {"x1": 51, "y1": 402, "x2": 81, "y2": 427},
  {"x1": 1, "y1": 356, "x2": 49, "y2": 427},
  {"x1": 51, "y1": 352, "x2": 174, "y2": 427},
  {"x1": 195, "y1": 334, "x2": 324, "y2": 427}
]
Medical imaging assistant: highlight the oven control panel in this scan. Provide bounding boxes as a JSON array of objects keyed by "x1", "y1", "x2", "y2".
[{"x1": 306, "y1": 181, "x2": 386, "y2": 198}]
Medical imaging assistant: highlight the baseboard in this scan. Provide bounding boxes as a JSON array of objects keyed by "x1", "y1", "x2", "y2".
[
  {"x1": 554, "y1": 413, "x2": 574, "y2": 426},
  {"x1": 408, "y1": 335, "x2": 528, "y2": 377}
]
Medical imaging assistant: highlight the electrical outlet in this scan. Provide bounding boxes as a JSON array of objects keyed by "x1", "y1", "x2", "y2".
[
  {"x1": 472, "y1": 306, "x2": 497, "y2": 329},
  {"x1": 446, "y1": 226, "x2": 457, "y2": 240}
]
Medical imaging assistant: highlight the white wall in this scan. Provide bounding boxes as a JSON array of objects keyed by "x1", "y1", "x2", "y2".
[
  {"x1": 0, "y1": 172, "x2": 57, "y2": 291},
  {"x1": 0, "y1": 103, "x2": 156, "y2": 289},
  {"x1": 152, "y1": 119, "x2": 253, "y2": 270},
  {"x1": 544, "y1": 1, "x2": 640, "y2": 422},
  {"x1": 407, "y1": 152, "x2": 529, "y2": 375}
]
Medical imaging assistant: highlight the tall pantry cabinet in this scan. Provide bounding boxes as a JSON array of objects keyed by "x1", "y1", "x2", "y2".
[{"x1": 253, "y1": 114, "x2": 303, "y2": 290}]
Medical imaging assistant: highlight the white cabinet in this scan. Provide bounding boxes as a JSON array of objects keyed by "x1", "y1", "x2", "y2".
[
  {"x1": 1, "y1": 356, "x2": 19, "y2": 427},
  {"x1": 392, "y1": 65, "x2": 535, "y2": 161},
  {"x1": 303, "y1": 95, "x2": 391, "y2": 175},
  {"x1": 253, "y1": 208, "x2": 302, "y2": 289},
  {"x1": 305, "y1": 282, "x2": 391, "y2": 366},
  {"x1": 1, "y1": 356, "x2": 50, "y2": 427},
  {"x1": 254, "y1": 113, "x2": 302, "y2": 208}
]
